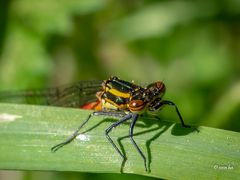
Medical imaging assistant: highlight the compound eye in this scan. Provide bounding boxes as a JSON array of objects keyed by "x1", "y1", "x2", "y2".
[{"x1": 129, "y1": 100, "x2": 145, "y2": 113}]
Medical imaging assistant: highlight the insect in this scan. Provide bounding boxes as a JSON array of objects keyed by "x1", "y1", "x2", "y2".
[{"x1": 0, "y1": 76, "x2": 191, "y2": 171}]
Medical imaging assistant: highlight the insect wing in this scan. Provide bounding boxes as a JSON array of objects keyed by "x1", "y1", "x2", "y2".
[{"x1": 0, "y1": 80, "x2": 102, "y2": 108}]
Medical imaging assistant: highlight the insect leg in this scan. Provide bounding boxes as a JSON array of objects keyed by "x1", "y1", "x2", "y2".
[
  {"x1": 129, "y1": 114, "x2": 147, "y2": 172},
  {"x1": 51, "y1": 110, "x2": 127, "y2": 152},
  {"x1": 51, "y1": 111, "x2": 127, "y2": 152},
  {"x1": 155, "y1": 100, "x2": 191, "y2": 128},
  {"x1": 105, "y1": 113, "x2": 133, "y2": 160},
  {"x1": 93, "y1": 111, "x2": 126, "y2": 118},
  {"x1": 51, "y1": 112, "x2": 96, "y2": 152}
]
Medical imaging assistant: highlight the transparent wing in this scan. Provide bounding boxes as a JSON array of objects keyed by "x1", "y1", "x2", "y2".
[{"x1": 0, "y1": 80, "x2": 102, "y2": 108}]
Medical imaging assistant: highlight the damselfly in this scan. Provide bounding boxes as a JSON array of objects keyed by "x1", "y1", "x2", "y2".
[{"x1": 0, "y1": 76, "x2": 191, "y2": 171}]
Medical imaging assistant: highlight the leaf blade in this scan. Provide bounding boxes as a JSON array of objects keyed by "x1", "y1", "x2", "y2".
[{"x1": 0, "y1": 103, "x2": 239, "y2": 179}]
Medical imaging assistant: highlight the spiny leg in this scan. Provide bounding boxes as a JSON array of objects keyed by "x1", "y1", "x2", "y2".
[
  {"x1": 129, "y1": 114, "x2": 147, "y2": 172},
  {"x1": 51, "y1": 112, "x2": 94, "y2": 152},
  {"x1": 153, "y1": 100, "x2": 191, "y2": 128},
  {"x1": 105, "y1": 113, "x2": 133, "y2": 161},
  {"x1": 51, "y1": 111, "x2": 126, "y2": 152}
]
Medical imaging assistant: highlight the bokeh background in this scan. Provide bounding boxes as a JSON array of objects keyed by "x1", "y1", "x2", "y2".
[{"x1": 0, "y1": 0, "x2": 239, "y2": 179}]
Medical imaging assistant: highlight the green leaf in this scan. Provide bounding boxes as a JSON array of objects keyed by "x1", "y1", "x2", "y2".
[
  {"x1": 11, "y1": 0, "x2": 108, "y2": 35},
  {"x1": 107, "y1": 1, "x2": 218, "y2": 42},
  {"x1": 0, "y1": 103, "x2": 239, "y2": 179}
]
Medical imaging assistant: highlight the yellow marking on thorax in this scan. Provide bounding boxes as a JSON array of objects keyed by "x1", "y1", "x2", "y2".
[
  {"x1": 106, "y1": 87, "x2": 131, "y2": 98},
  {"x1": 101, "y1": 99, "x2": 128, "y2": 110}
]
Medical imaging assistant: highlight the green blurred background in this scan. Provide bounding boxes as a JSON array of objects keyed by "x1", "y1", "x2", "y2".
[{"x1": 0, "y1": 0, "x2": 239, "y2": 179}]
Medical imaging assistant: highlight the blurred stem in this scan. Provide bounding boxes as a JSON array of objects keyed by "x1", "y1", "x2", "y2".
[{"x1": 204, "y1": 81, "x2": 240, "y2": 129}]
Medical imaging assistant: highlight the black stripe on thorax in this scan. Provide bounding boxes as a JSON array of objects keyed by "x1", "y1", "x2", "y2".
[
  {"x1": 102, "y1": 91, "x2": 128, "y2": 105},
  {"x1": 106, "y1": 77, "x2": 140, "y2": 94}
]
